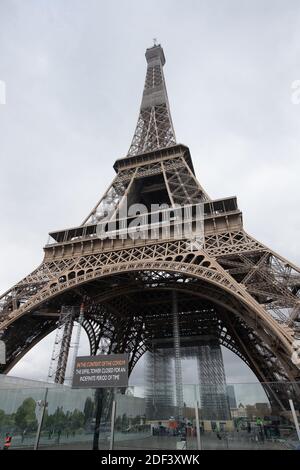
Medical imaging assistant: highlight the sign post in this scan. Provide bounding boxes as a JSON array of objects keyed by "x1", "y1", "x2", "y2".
[
  {"x1": 34, "y1": 388, "x2": 48, "y2": 451},
  {"x1": 72, "y1": 354, "x2": 128, "y2": 451},
  {"x1": 72, "y1": 354, "x2": 128, "y2": 389},
  {"x1": 109, "y1": 400, "x2": 117, "y2": 450}
]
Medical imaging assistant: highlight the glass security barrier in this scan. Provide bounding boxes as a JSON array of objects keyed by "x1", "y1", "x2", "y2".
[
  {"x1": 0, "y1": 380, "x2": 299, "y2": 450},
  {"x1": 36, "y1": 387, "x2": 114, "y2": 450},
  {"x1": 196, "y1": 382, "x2": 300, "y2": 451},
  {"x1": 113, "y1": 383, "x2": 300, "y2": 451},
  {"x1": 0, "y1": 385, "x2": 114, "y2": 450},
  {"x1": 0, "y1": 387, "x2": 44, "y2": 449}
]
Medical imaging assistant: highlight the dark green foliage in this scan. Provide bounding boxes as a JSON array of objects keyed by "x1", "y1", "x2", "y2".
[{"x1": 14, "y1": 398, "x2": 37, "y2": 431}]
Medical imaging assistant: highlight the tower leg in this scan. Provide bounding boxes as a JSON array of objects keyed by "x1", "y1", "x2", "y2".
[
  {"x1": 55, "y1": 313, "x2": 74, "y2": 384},
  {"x1": 48, "y1": 306, "x2": 75, "y2": 385}
]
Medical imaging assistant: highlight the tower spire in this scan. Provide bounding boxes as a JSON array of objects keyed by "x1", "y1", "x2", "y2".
[{"x1": 127, "y1": 44, "x2": 176, "y2": 156}]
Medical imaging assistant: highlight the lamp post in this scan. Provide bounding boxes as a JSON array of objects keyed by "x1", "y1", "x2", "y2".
[{"x1": 34, "y1": 388, "x2": 48, "y2": 450}]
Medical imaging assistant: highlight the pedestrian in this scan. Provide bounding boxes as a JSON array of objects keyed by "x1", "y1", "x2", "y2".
[
  {"x1": 21, "y1": 429, "x2": 27, "y2": 443},
  {"x1": 3, "y1": 433, "x2": 12, "y2": 450},
  {"x1": 56, "y1": 429, "x2": 61, "y2": 444}
]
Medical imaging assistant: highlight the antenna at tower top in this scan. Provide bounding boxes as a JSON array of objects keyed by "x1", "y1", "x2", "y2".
[{"x1": 153, "y1": 38, "x2": 158, "y2": 46}]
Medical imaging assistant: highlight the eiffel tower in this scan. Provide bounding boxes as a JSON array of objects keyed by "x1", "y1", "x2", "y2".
[{"x1": 0, "y1": 44, "x2": 299, "y2": 410}]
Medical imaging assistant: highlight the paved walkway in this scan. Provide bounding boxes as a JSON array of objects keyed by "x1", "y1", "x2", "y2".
[{"x1": 7, "y1": 431, "x2": 291, "y2": 450}]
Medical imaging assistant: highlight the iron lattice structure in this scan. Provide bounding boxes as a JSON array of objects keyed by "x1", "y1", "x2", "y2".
[
  {"x1": 0, "y1": 44, "x2": 299, "y2": 410},
  {"x1": 196, "y1": 340, "x2": 231, "y2": 421},
  {"x1": 145, "y1": 346, "x2": 174, "y2": 419},
  {"x1": 127, "y1": 46, "x2": 176, "y2": 157},
  {"x1": 145, "y1": 339, "x2": 231, "y2": 421},
  {"x1": 47, "y1": 306, "x2": 76, "y2": 384}
]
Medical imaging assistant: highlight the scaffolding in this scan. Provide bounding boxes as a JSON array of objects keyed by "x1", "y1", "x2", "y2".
[
  {"x1": 196, "y1": 340, "x2": 231, "y2": 421},
  {"x1": 47, "y1": 304, "x2": 85, "y2": 385},
  {"x1": 48, "y1": 306, "x2": 75, "y2": 384},
  {"x1": 172, "y1": 291, "x2": 184, "y2": 417},
  {"x1": 145, "y1": 346, "x2": 174, "y2": 420},
  {"x1": 145, "y1": 336, "x2": 231, "y2": 422},
  {"x1": 65, "y1": 303, "x2": 85, "y2": 385}
]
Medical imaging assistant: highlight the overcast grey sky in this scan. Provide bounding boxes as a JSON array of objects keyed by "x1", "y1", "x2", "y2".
[{"x1": 0, "y1": 0, "x2": 299, "y2": 386}]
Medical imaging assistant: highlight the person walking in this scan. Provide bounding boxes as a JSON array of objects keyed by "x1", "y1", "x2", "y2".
[{"x1": 3, "y1": 433, "x2": 12, "y2": 450}]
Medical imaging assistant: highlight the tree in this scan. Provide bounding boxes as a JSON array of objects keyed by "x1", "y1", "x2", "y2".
[
  {"x1": 69, "y1": 409, "x2": 84, "y2": 431},
  {"x1": 0, "y1": 409, "x2": 5, "y2": 426},
  {"x1": 51, "y1": 406, "x2": 67, "y2": 431},
  {"x1": 0, "y1": 410, "x2": 15, "y2": 428},
  {"x1": 132, "y1": 415, "x2": 141, "y2": 426},
  {"x1": 121, "y1": 413, "x2": 129, "y2": 430},
  {"x1": 83, "y1": 397, "x2": 94, "y2": 424},
  {"x1": 15, "y1": 398, "x2": 37, "y2": 431},
  {"x1": 115, "y1": 416, "x2": 122, "y2": 431}
]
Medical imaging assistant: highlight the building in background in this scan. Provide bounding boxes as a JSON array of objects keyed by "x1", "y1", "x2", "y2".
[{"x1": 226, "y1": 385, "x2": 237, "y2": 409}]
